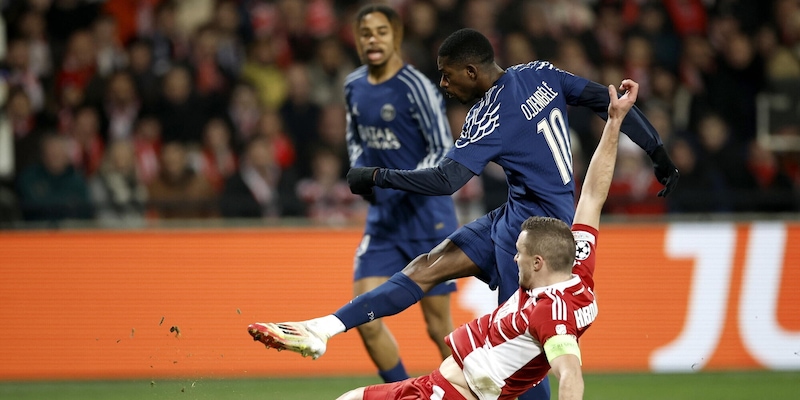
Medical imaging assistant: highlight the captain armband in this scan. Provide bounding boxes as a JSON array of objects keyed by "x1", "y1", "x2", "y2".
[{"x1": 543, "y1": 334, "x2": 582, "y2": 365}]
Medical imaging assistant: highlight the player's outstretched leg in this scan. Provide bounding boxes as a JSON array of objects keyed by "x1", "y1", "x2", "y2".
[{"x1": 248, "y1": 322, "x2": 328, "y2": 359}]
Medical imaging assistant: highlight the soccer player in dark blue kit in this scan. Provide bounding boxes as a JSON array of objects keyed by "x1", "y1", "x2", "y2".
[
  {"x1": 324, "y1": 4, "x2": 460, "y2": 384},
  {"x1": 249, "y1": 28, "x2": 679, "y2": 399}
]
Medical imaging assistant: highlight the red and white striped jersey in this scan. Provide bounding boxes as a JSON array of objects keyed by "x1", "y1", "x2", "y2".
[{"x1": 445, "y1": 224, "x2": 599, "y2": 400}]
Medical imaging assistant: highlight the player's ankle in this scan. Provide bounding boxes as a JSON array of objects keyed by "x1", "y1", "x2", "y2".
[{"x1": 307, "y1": 315, "x2": 346, "y2": 339}]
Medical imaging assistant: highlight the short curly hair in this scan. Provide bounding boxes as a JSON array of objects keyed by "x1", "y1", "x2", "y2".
[{"x1": 437, "y1": 28, "x2": 494, "y2": 66}]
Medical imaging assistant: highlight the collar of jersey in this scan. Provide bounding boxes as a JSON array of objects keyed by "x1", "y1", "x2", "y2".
[{"x1": 525, "y1": 274, "x2": 581, "y2": 298}]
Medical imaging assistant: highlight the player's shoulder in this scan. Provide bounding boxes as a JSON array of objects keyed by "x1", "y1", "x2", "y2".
[{"x1": 344, "y1": 65, "x2": 368, "y2": 88}]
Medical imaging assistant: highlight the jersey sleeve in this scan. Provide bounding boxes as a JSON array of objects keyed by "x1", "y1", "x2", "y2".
[
  {"x1": 403, "y1": 69, "x2": 453, "y2": 170},
  {"x1": 532, "y1": 61, "x2": 590, "y2": 106},
  {"x1": 375, "y1": 157, "x2": 474, "y2": 195},
  {"x1": 571, "y1": 224, "x2": 598, "y2": 279},
  {"x1": 344, "y1": 82, "x2": 364, "y2": 168}
]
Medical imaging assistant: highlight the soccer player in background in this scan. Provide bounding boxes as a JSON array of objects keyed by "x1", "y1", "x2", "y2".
[
  {"x1": 340, "y1": 4, "x2": 459, "y2": 383},
  {"x1": 249, "y1": 29, "x2": 679, "y2": 400},
  {"x1": 334, "y1": 78, "x2": 639, "y2": 400}
]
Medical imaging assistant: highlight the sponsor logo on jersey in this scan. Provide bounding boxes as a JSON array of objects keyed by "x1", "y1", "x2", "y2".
[
  {"x1": 556, "y1": 324, "x2": 567, "y2": 335},
  {"x1": 357, "y1": 125, "x2": 402, "y2": 150},
  {"x1": 520, "y1": 81, "x2": 559, "y2": 120},
  {"x1": 380, "y1": 104, "x2": 396, "y2": 121},
  {"x1": 574, "y1": 300, "x2": 598, "y2": 329}
]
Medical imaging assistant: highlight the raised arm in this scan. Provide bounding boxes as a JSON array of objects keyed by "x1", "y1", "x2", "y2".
[
  {"x1": 573, "y1": 80, "x2": 639, "y2": 230},
  {"x1": 575, "y1": 81, "x2": 679, "y2": 197}
]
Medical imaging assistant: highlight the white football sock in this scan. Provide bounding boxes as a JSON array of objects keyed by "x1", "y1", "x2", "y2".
[{"x1": 306, "y1": 315, "x2": 346, "y2": 339}]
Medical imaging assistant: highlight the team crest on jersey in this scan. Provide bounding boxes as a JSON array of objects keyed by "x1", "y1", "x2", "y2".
[
  {"x1": 380, "y1": 104, "x2": 396, "y2": 121},
  {"x1": 575, "y1": 240, "x2": 591, "y2": 260}
]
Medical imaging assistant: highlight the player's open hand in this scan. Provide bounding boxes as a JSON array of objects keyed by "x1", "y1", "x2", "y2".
[{"x1": 607, "y1": 79, "x2": 639, "y2": 120}]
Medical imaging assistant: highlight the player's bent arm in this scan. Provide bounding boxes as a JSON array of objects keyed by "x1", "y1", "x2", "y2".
[
  {"x1": 374, "y1": 157, "x2": 474, "y2": 195},
  {"x1": 545, "y1": 335, "x2": 584, "y2": 400},
  {"x1": 575, "y1": 81, "x2": 661, "y2": 154},
  {"x1": 573, "y1": 82, "x2": 637, "y2": 229}
]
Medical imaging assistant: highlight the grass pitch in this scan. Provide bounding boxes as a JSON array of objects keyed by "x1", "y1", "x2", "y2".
[{"x1": 0, "y1": 370, "x2": 798, "y2": 399}]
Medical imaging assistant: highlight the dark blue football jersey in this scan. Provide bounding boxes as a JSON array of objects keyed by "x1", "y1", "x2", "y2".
[
  {"x1": 345, "y1": 64, "x2": 458, "y2": 240},
  {"x1": 447, "y1": 61, "x2": 590, "y2": 254}
]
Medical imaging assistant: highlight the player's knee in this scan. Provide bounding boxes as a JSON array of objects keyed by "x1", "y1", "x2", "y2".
[
  {"x1": 425, "y1": 318, "x2": 451, "y2": 343},
  {"x1": 355, "y1": 319, "x2": 383, "y2": 339},
  {"x1": 403, "y1": 252, "x2": 449, "y2": 285}
]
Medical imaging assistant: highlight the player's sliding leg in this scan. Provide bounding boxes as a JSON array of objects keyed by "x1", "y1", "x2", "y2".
[{"x1": 248, "y1": 240, "x2": 480, "y2": 359}]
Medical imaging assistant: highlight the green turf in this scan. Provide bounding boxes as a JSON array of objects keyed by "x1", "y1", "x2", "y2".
[{"x1": 1, "y1": 371, "x2": 798, "y2": 400}]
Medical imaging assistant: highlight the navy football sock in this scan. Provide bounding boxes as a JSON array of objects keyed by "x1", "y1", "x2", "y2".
[
  {"x1": 333, "y1": 273, "x2": 424, "y2": 330},
  {"x1": 378, "y1": 359, "x2": 410, "y2": 383}
]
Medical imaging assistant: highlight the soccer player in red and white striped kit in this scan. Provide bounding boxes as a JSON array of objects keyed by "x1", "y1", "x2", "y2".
[{"x1": 335, "y1": 79, "x2": 641, "y2": 400}]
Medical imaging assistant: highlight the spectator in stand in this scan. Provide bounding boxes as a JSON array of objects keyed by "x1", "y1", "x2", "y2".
[
  {"x1": 220, "y1": 135, "x2": 302, "y2": 219},
  {"x1": 211, "y1": 0, "x2": 247, "y2": 80},
  {"x1": 198, "y1": 117, "x2": 238, "y2": 193},
  {"x1": 225, "y1": 81, "x2": 262, "y2": 150},
  {"x1": 605, "y1": 137, "x2": 666, "y2": 215},
  {"x1": 665, "y1": 136, "x2": 729, "y2": 213},
  {"x1": 89, "y1": 138, "x2": 148, "y2": 226},
  {"x1": 132, "y1": 116, "x2": 162, "y2": 186},
  {"x1": 241, "y1": 36, "x2": 288, "y2": 110},
  {"x1": 16, "y1": 133, "x2": 93, "y2": 222},
  {"x1": 147, "y1": 140, "x2": 217, "y2": 219},
  {"x1": 189, "y1": 23, "x2": 230, "y2": 100},
  {"x1": 1, "y1": 38, "x2": 46, "y2": 113},
  {"x1": 307, "y1": 35, "x2": 355, "y2": 107},
  {"x1": 755, "y1": 25, "x2": 800, "y2": 84},
  {"x1": 401, "y1": 0, "x2": 441, "y2": 80},
  {"x1": 314, "y1": 103, "x2": 349, "y2": 179},
  {"x1": 501, "y1": 31, "x2": 537, "y2": 68},
  {"x1": 155, "y1": 65, "x2": 209, "y2": 145},
  {"x1": 100, "y1": 70, "x2": 142, "y2": 142},
  {"x1": 91, "y1": 14, "x2": 127, "y2": 78},
  {"x1": 14, "y1": 10, "x2": 53, "y2": 80},
  {"x1": 280, "y1": 63, "x2": 321, "y2": 176},
  {"x1": 743, "y1": 140, "x2": 797, "y2": 212},
  {"x1": 6, "y1": 88, "x2": 51, "y2": 176},
  {"x1": 64, "y1": 105, "x2": 104, "y2": 178},
  {"x1": 296, "y1": 146, "x2": 365, "y2": 226},
  {"x1": 56, "y1": 30, "x2": 97, "y2": 106},
  {"x1": 254, "y1": 108, "x2": 296, "y2": 171},
  {"x1": 149, "y1": 1, "x2": 190, "y2": 76},
  {"x1": 126, "y1": 38, "x2": 160, "y2": 109},
  {"x1": 694, "y1": 113, "x2": 754, "y2": 211},
  {"x1": 704, "y1": 30, "x2": 764, "y2": 142},
  {"x1": 630, "y1": 3, "x2": 681, "y2": 73}
]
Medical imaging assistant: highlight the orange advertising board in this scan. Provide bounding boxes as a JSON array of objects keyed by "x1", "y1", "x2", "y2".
[{"x1": 0, "y1": 223, "x2": 798, "y2": 380}]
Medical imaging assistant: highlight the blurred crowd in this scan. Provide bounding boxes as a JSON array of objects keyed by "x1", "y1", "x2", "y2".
[{"x1": 1, "y1": 0, "x2": 800, "y2": 228}]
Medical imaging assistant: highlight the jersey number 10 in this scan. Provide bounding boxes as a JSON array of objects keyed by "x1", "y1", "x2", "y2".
[{"x1": 536, "y1": 108, "x2": 572, "y2": 185}]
